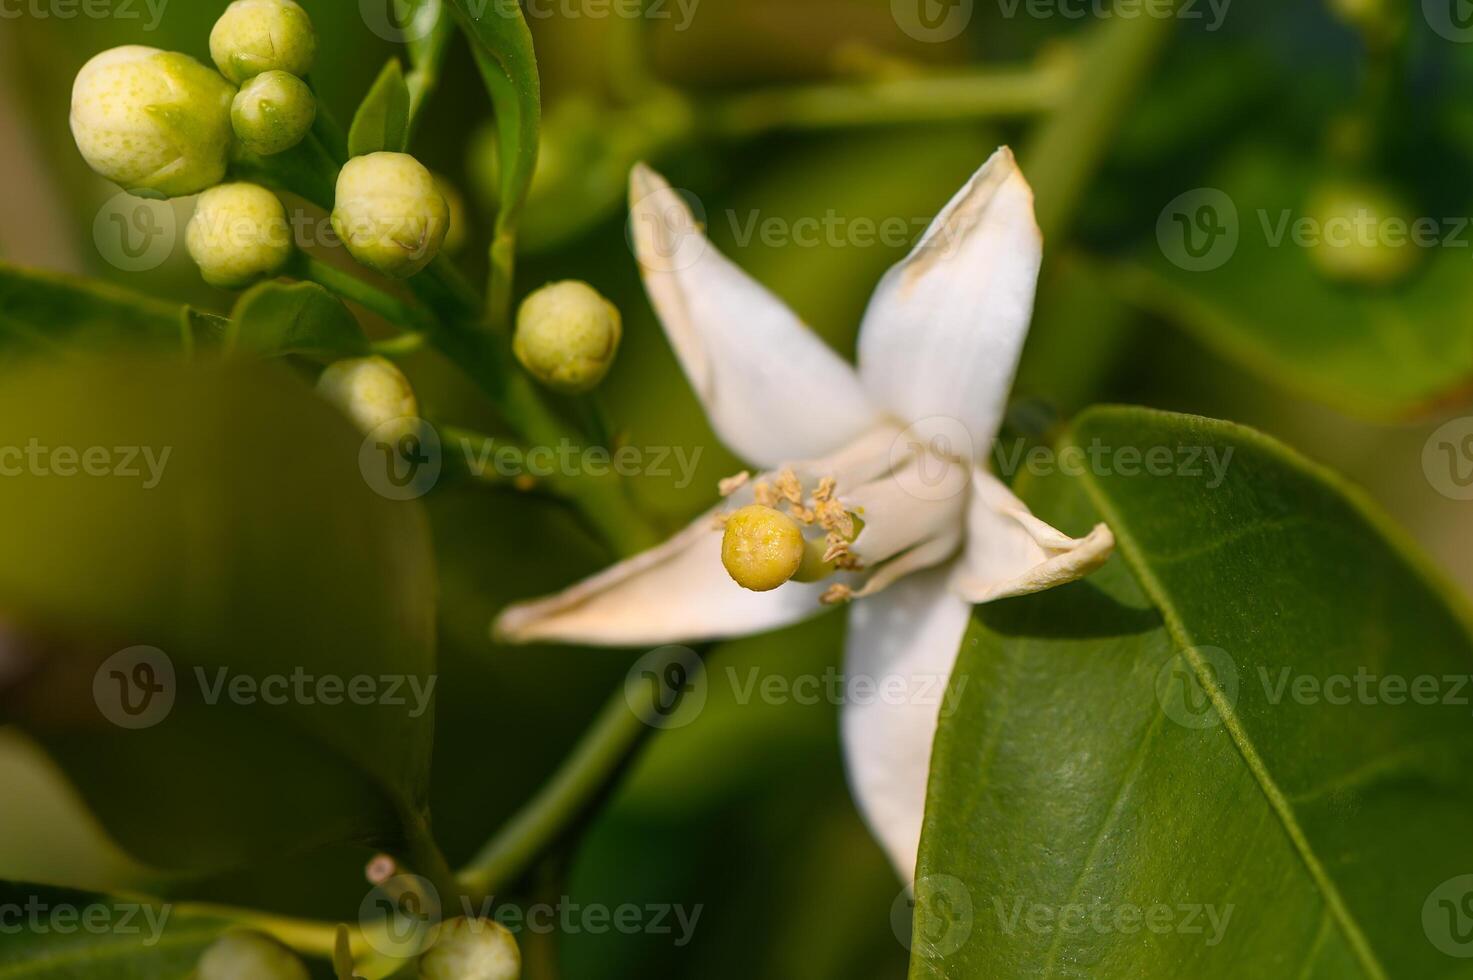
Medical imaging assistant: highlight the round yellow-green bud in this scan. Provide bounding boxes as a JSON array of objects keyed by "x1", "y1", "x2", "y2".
[
  {"x1": 197, "y1": 931, "x2": 309, "y2": 980},
  {"x1": 317, "y1": 356, "x2": 419, "y2": 437},
  {"x1": 231, "y1": 70, "x2": 316, "y2": 156},
  {"x1": 1304, "y1": 180, "x2": 1420, "y2": 287},
  {"x1": 513, "y1": 281, "x2": 622, "y2": 394},
  {"x1": 186, "y1": 183, "x2": 292, "y2": 289},
  {"x1": 210, "y1": 0, "x2": 316, "y2": 85},
  {"x1": 418, "y1": 918, "x2": 521, "y2": 980},
  {"x1": 331, "y1": 152, "x2": 449, "y2": 279},
  {"x1": 721, "y1": 505, "x2": 805, "y2": 592},
  {"x1": 70, "y1": 46, "x2": 235, "y2": 198}
]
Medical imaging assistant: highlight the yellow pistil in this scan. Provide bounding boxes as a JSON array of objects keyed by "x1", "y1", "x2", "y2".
[{"x1": 721, "y1": 505, "x2": 806, "y2": 592}]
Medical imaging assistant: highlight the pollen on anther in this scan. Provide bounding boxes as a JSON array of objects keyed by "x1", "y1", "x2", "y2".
[
  {"x1": 821, "y1": 584, "x2": 855, "y2": 605},
  {"x1": 718, "y1": 471, "x2": 751, "y2": 497}
]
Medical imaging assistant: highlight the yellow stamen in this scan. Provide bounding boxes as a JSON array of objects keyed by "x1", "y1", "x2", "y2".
[
  {"x1": 754, "y1": 481, "x2": 779, "y2": 508},
  {"x1": 821, "y1": 584, "x2": 855, "y2": 605},
  {"x1": 718, "y1": 471, "x2": 751, "y2": 497},
  {"x1": 721, "y1": 504, "x2": 805, "y2": 592}
]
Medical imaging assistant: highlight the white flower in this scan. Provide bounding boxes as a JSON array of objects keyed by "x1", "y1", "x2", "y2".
[{"x1": 494, "y1": 148, "x2": 1115, "y2": 881}]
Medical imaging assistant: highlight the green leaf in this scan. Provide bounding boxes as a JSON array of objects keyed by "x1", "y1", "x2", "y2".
[
  {"x1": 0, "y1": 263, "x2": 184, "y2": 357},
  {"x1": 1119, "y1": 145, "x2": 1473, "y2": 419},
  {"x1": 0, "y1": 880, "x2": 230, "y2": 977},
  {"x1": 228, "y1": 281, "x2": 369, "y2": 361},
  {"x1": 914, "y1": 407, "x2": 1473, "y2": 978},
  {"x1": 446, "y1": 0, "x2": 541, "y2": 228},
  {"x1": 405, "y1": 0, "x2": 454, "y2": 127},
  {"x1": 348, "y1": 59, "x2": 412, "y2": 157},
  {"x1": 0, "y1": 357, "x2": 437, "y2": 876}
]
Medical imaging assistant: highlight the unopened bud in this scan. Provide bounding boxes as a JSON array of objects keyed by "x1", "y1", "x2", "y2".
[
  {"x1": 331, "y1": 152, "x2": 449, "y2": 279},
  {"x1": 513, "y1": 281, "x2": 622, "y2": 394},
  {"x1": 186, "y1": 183, "x2": 292, "y2": 289},
  {"x1": 418, "y1": 918, "x2": 521, "y2": 980},
  {"x1": 317, "y1": 356, "x2": 419, "y2": 437},
  {"x1": 210, "y1": 0, "x2": 317, "y2": 84},
  {"x1": 232, "y1": 70, "x2": 316, "y2": 156},
  {"x1": 197, "y1": 931, "x2": 309, "y2": 980},
  {"x1": 70, "y1": 46, "x2": 235, "y2": 198},
  {"x1": 1304, "y1": 180, "x2": 1420, "y2": 286}
]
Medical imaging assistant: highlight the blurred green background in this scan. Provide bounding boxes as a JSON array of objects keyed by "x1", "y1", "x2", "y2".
[{"x1": 1, "y1": 0, "x2": 1471, "y2": 976}]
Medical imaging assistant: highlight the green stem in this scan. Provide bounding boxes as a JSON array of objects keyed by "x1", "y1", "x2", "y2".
[
  {"x1": 400, "y1": 806, "x2": 466, "y2": 913},
  {"x1": 707, "y1": 61, "x2": 1071, "y2": 138},
  {"x1": 487, "y1": 229, "x2": 517, "y2": 330},
  {"x1": 371, "y1": 332, "x2": 428, "y2": 358},
  {"x1": 295, "y1": 254, "x2": 437, "y2": 335}
]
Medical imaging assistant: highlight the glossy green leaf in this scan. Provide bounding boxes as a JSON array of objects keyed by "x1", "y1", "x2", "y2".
[
  {"x1": 405, "y1": 0, "x2": 454, "y2": 127},
  {"x1": 914, "y1": 407, "x2": 1473, "y2": 979},
  {"x1": 228, "y1": 281, "x2": 368, "y2": 362},
  {"x1": 0, "y1": 357, "x2": 437, "y2": 876},
  {"x1": 1120, "y1": 146, "x2": 1473, "y2": 418},
  {"x1": 0, "y1": 880, "x2": 230, "y2": 977},
  {"x1": 446, "y1": 0, "x2": 540, "y2": 228},
  {"x1": 349, "y1": 59, "x2": 412, "y2": 157},
  {"x1": 0, "y1": 264, "x2": 184, "y2": 357}
]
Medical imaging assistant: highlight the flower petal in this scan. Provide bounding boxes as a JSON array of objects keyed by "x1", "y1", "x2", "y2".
[
  {"x1": 630, "y1": 164, "x2": 882, "y2": 468},
  {"x1": 494, "y1": 507, "x2": 831, "y2": 647},
  {"x1": 842, "y1": 566, "x2": 972, "y2": 882},
  {"x1": 843, "y1": 456, "x2": 967, "y2": 567},
  {"x1": 856, "y1": 147, "x2": 1043, "y2": 458},
  {"x1": 950, "y1": 469, "x2": 1115, "y2": 603}
]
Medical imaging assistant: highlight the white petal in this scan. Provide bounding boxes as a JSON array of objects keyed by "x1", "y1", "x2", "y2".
[
  {"x1": 950, "y1": 470, "x2": 1115, "y2": 603},
  {"x1": 856, "y1": 147, "x2": 1043, "y2": 458},
  {"x1": 630, "y1": 164, "x2": 882, "y2": 468},
  {"x1": 494, "y1": 507, "x2": 831, "y2": 647},
  {"x1": 843, "y1": 455, "x2": 967, "y2": 568},
  {"x1": 842, "y1": 566, "x2": 972, "y2": 883}
]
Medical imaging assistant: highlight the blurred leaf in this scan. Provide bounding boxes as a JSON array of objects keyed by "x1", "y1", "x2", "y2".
[
  {"x1": 446, "y1": 0, "x2": 541, "y2": 228},
  {"x1": 1119, "y1": 145, "x2": 1473, "y2": 418},
  {"x1": 0, "y1": 263, "x2": 182, "y2": 357},
  {"x1": 916, "y1": 407, "x2": 1473, "y2": 977},
  {"x1": 229, "y1": 282, "x2": 369, "y2": 362},
  {"x1": 0, "y1": 358, "x2": 437, "y2": 876},
  {"x1": 405, "y1": 0, "x2": 455, "y2": 127},
  {"x1": 0, "y1": 879, "x2": 229, "y2": 977},
  {"x1": 349, "y1": 60, "x2": 412, "y2": 158}
]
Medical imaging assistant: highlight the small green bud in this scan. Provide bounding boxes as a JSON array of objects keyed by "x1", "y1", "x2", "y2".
[
  {"x1": 513, "y1": 281, "x2": 623, "y2": 394},
  {"x1": 317, "y1": 356, "x2": 419, "y2": 437},
  {"x1": 418, "y1": 918, "x2": 521, "y2": 980},
  {"x1": 210, "y1": 0, "x2": 317, "y2": 84},
  {"x1": 70, "y1": 46, "x2": 235, "y2": 198},
  {"x1": 1304, "y1": 180, "x2": 1420, "y2": 287},
  {"x1": 231, "y1": 70, "x2": 316, "y2": 156},
  {"x1": 186, "y1": 183, "x2": 292, "y2": 289},
  {"x1": 332, "y1": 153, "x2": 449, "y2": 279},
  {"x1": 197, "y1": 931, "x2": 309, "y2": 980}
]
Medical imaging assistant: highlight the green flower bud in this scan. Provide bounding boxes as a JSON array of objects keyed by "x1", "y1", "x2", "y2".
[
  {"x1": 418, "y1": 918, "x2": 521, "y2": 980},
  {"x1": 231, "y1": 70, "x2": 316, "y2": 156},
  {"x1": 197, "y1": 931, "x2": 309, "y2": 980},
  {"x1": 70, "y1": 46, "x2": 235, "y2": 198},
  {"x1": 513, "y1": 281, "x2": 622, "y2": 394},
  {"x1": 210, "y1": 0, "x2": 317, "y2": 84},
  {"x1": 332, "y1": 153, "x2": 449, "y2": 279},
  {"x1": 1304, "y1": 180, "x2": 1420, "y2": 287},
  {"x1": 186, "y1": 182, "x2": 292, "y2": 289},
  {"x1": 317, "y1": 356, "x2": 419, "y2": 437}
]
